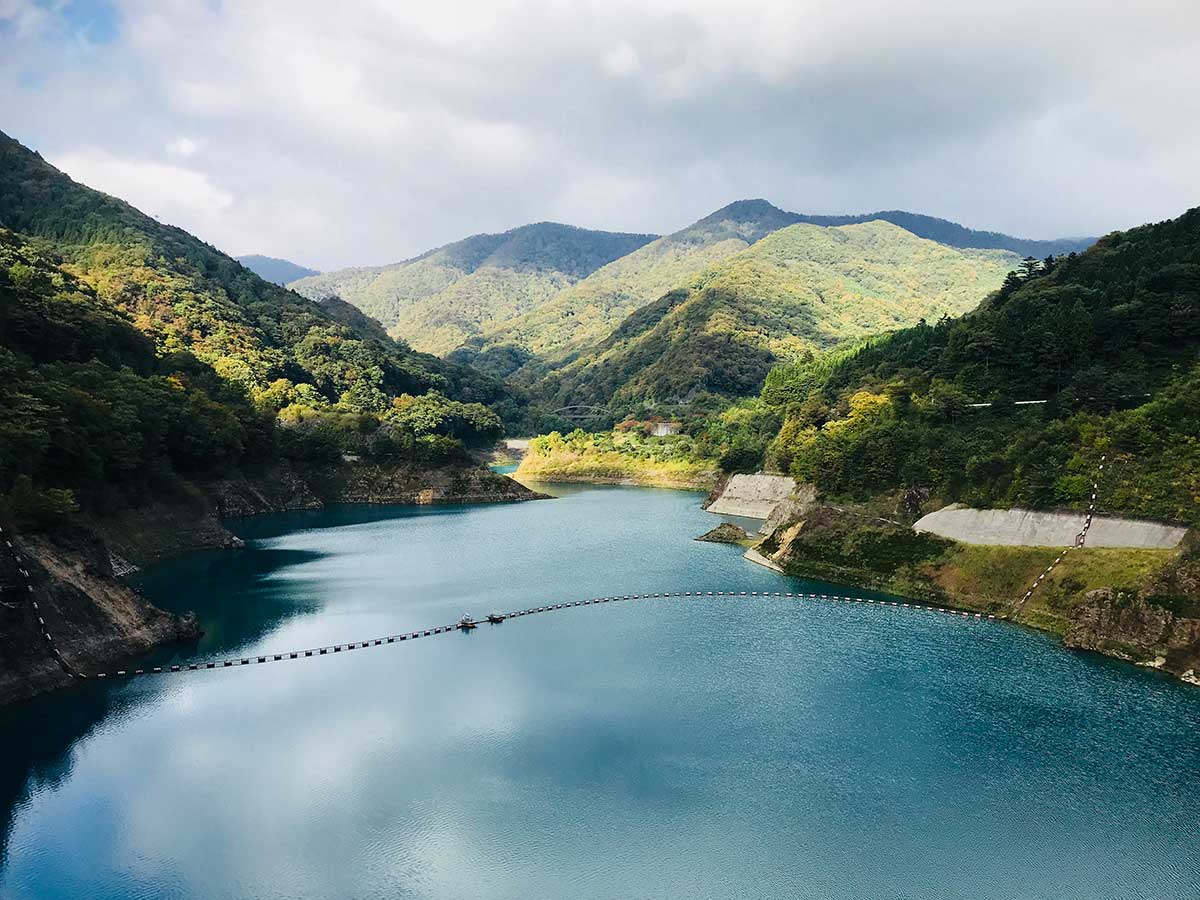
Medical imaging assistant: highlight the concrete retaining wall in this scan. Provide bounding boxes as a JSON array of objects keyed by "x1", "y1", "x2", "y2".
[
  {"x1": 913, "y1": 504, "x2": 1187, "y2": 549},
  {"x1": 706, "y1": 473, "x2": 797, "y2": 519}
]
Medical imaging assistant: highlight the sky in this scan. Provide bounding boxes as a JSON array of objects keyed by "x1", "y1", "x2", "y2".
[{"x1": 1, "y1": 0, "x2": 1198, "y2": 270}]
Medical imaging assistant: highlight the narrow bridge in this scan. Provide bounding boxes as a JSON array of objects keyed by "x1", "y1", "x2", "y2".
[{"x1": 552, "y1": 405, "x2": 612, "y2": 424}]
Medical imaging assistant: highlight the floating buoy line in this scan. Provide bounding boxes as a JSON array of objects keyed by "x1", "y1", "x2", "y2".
[{"x1": 0, "y1": 457, "x2": 1108, "y2": 685}]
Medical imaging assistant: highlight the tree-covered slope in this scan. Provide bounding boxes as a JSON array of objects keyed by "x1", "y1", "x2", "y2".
[
  {"x1": 235, "y1": 254, "x2": 318, "y2": 285},
  {"x1": 289, "y1": 223, "x2": 656, "y2": 354},
  {"x1": 0, "y1": 130, "x2": 518, "y2": 522},
  {"x1": 531, "y1": 220, "x2": 1018, "y2": 410},
  {"x1": 0, "y1": 130, "x2": 506, "y2": 408},
  {"x1": 466, "y1": 200, "x2": 807, "y2": 369},
  {"x1": 0, "y1": 228, "x2": 273, "y2": 520},
  {"x1": 789, "y1": 210, "x2": 1094, "y2": 257},
  {"x1": 759, "y1": 208, "x2": 1200, "y2": 524}
]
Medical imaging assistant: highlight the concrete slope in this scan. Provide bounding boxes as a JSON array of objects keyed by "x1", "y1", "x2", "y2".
[
  {"x1": 913, "y1": 504, "x2": 1186, "y2": 549},
  {"x1": 706, "y1": 474, "x2": 796, "y2": 519}
]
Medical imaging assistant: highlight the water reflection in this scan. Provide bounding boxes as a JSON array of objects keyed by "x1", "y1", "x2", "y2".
[{"x1": 1, "y1": 486, "x2": 1198, "y2": 900}]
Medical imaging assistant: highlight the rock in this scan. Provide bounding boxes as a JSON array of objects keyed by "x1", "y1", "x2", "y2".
[
  {"x1": 0, "y1": 527, "x2": 200, "y2": 706},
  {"x1": 695, "y1": 523, "x2": 750, "y2": 544},
  {"x1": 758, "y1": 484, "x2": 817, "y2": 537},
  {"x1": 324, "y1": 461, "x2": 547, "y2": 506},
  {"x1": 1064, "y1": 588, "x2": 1200, "y2": 679}
]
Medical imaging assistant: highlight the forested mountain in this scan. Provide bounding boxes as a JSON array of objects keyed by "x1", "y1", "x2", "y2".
[
  {"x1": 787, "y1": 210, "x2": 1094, "y2": 257},
  {"x1": 463, "y1": 200, "x2": 812, "y2": 372},
  {"x1": 757, "y1": 208, "x2": 1200, "y2": 524},
  {"x1": 235, "y1": 254, "x2": 318, "y2": 285},
  {"x1": 0, "y1": 130, "x2": 514, "y2": 523},
  {"x1": 449, "y1": 200, "x2": 1094, "y2": 379},
  {"x1": 529, "y1": 220, "x2": 1018, "y2": 411},
  {"x1": 289, "y1": 223, "x2": 656, "y2": 354}
]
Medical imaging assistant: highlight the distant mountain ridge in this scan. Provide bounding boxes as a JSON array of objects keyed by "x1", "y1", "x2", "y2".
[
  {"x1": 289, "y1": 222, "x2": 657, "y2": 354},
  {"x1": 529, "y1": 220, "x2": 1020, "y2": 409},
  {"x1": 236, "y1": 254, "x2": 318, "y2": 285},
  {"x1": 466, "y1": 199, "x2": 819, "y2": 369},
  {"x1": 421, "y1": 200, "x2": 1097, "y2": 375},
  {"x1": 785, "y1": 207, "x2": 1094, "y2": 257}
]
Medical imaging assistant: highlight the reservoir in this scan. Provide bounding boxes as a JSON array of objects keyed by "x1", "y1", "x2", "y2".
[{"x1": 1, "y1": 482, "x2": 1198, "y2": 899}]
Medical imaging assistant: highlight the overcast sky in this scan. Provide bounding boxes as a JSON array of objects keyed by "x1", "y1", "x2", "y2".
[{"x1": 2, "y1": 0, "x2": 1198, "y2": 270}]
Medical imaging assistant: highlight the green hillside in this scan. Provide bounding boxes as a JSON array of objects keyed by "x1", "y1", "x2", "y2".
[
  {"x1": 465, "y1": 200, "x2": 806, "y2": 370},
  {"x1": 530, "y1": 220, "x2": 1018, "y2": 410},
  {"x1": 467, "y1": 200, "x2": 1093, "y2": 374},
  {"x1": 759, "y1": 208, "x2": 1200, "y2": 524},
  {"x1": 289, "y1": 223, "x2": 656, "y2": 354},
  {"x1": 789, "y1": 210, "x2": 1093, "y2": 257},
  {"x1": 0, "y1": 130, "x2": 513, "y2": 522}
]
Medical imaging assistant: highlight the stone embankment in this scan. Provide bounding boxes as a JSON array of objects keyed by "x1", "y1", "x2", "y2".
[
  {"x1": 913, "y1": 504, "x2": 1186, "y2": 549},
  {"x1": 704, "y1": 473, "x2": 797, "y2": 519}
]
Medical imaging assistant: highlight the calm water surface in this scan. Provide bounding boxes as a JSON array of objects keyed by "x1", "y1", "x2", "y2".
[{"x1": 2, "y1": 482, "x2": 1199, "y2": 899}]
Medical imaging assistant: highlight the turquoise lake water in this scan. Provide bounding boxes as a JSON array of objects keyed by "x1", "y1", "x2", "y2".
[{"x1": 2, "y1": 481, "x2": 1199, "y2": 899}]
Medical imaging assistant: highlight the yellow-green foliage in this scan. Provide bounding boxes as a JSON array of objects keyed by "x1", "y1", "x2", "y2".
[
  {"x1": 535, "y1": 221, "x2": 1016, "y2": 408},
  {"x1": 516, "y1": 429, "x2": 718, "y2": 490},
  {"x1": 758, "y1": 208, "x2": 1200, "y2": 525},
  {"x1": 928, "y1": 545, "x2": 1173, "y2": 633},
  {"x1": 390, "y1": 267, "x2": 572, "y2": 355},
  {"x1": 471, "y1": 199, "x2": 806, "y2": 364},
  {"x1": 291, "y1": 223, "x2": 655, "y2": 355},
  {"x1": 484, "y1": 236, "x2": 753, "y2": 360}
]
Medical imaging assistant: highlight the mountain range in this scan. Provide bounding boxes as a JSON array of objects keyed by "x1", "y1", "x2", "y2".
[
  {"x1": 528, "y1": 220, "x2": 1019, "y2": 408},
  {"x1": 291, "y1": 199, "x2": 1094, "y2": 415},
  {"x1": 296, "y1": 200, "x2": 1092, "y2": 381},
  {"x1": 290, "y1": 223, "x2": 656, "y2": 355},
  {"x1": 235, "y1": 254, "x2": 319, "y2": 285}
]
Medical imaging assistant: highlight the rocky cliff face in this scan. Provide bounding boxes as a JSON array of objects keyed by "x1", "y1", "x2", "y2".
[
  {"x1": 314, "y1": 461, "x2": 545, "y2": 507},
  {"x1": 93, "y1": 460, "x2": 544, "y2": 565},
  {"x1": 1064, "y1": 546, "x2": 1200, "y2": 683},
  {"x1": 1065, "y1": 590, "x2": 1200, "y2": 683},
  {"x1": 3, "y1": 460, "x2": 544, "y2": 705},
  {"x1": 0, "y1": 527, "x2": 200, "y2": 706}
]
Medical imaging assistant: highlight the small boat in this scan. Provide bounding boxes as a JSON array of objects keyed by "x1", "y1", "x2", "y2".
[
  {"x1": 486, "y1": 613, "x2": 505, "y2": 624},
  {"x1": 457, "y1": 614, "x2": 477, "y2": 630}
]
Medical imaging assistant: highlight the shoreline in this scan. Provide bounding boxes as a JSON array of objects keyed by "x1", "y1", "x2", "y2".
[
  {"x1": 1, "y1": 459, "x2": 546, "y2": 706},
  {"x1": 512, "y1": 470, "x2": 711, "y2": 492}
]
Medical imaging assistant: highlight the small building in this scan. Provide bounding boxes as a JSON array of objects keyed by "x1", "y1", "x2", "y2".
[{"x1": 649, "y1": 421, "x2": 681, "y2": 437}]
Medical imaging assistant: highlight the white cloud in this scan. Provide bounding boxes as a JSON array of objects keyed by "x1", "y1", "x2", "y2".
[
  {"x1": 602, "y1": 42, "x2": 640, "y2": 77},
  {"x1": 0, "y1": 0, "x2": 51, "y2": 37},
  {"x1": 0, "y1": 0, "x2": 1197, "y2": 269},
  {"x1": 166, "y1": 136, "x2": 197, "y2": 158},
  {"x1": 52, "y1": 148, "x2": 233, "y2": 235}
]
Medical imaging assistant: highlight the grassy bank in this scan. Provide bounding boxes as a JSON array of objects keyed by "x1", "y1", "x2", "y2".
[
  {"x1": 758, "y1": 509, "x2": 1176, "y2": 634},
  {"x1": 515, "y1": 429, "x2": 719, "y2": 491}
]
